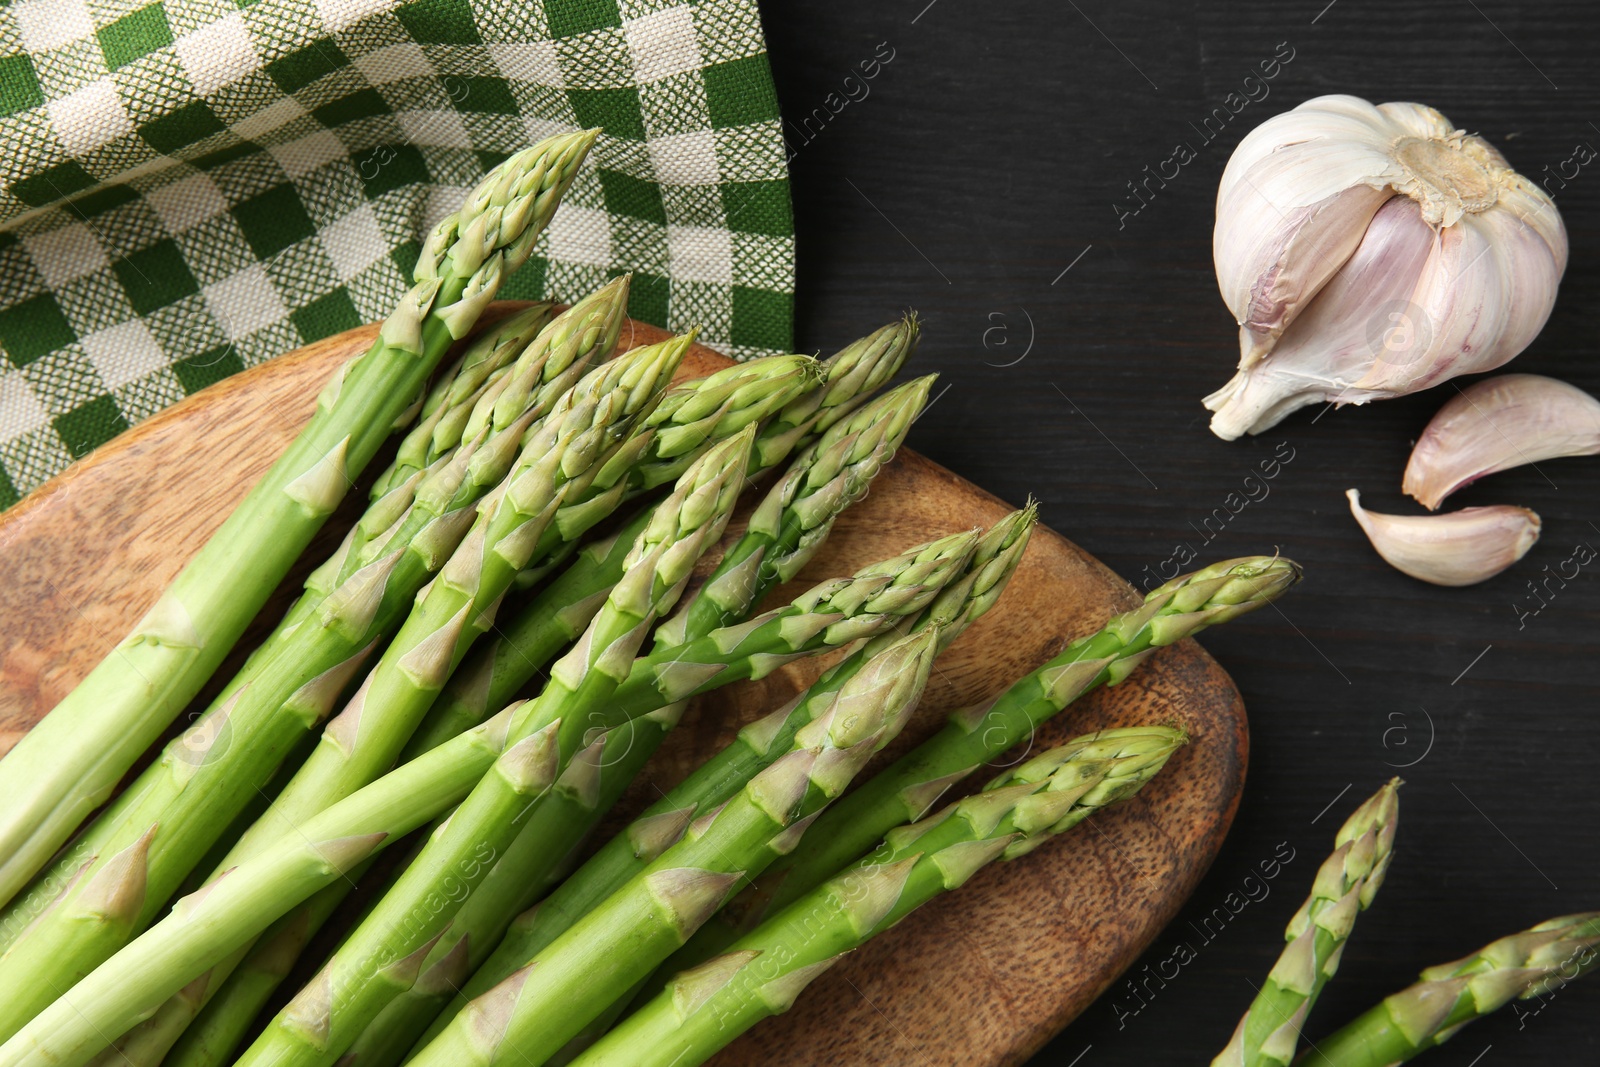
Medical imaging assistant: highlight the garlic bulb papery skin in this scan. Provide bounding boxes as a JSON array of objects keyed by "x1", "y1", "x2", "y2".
[
  {"x1": 1208, "y1": 95, "x2": 1567, "y2": 440},
  {"x1": 1404, "y1": 373, "x2": 1600, "y2": 510},
  {"x1": 1346, "y1": 488, "x2": 1540, "y2": 586}
]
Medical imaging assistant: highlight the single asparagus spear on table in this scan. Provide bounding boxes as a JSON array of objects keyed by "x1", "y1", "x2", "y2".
[
  {"x1": 1302, "y1": 912, "x2": 1600, "y2": 1067},
  {"x1": 346, "y1": 375, "x2": 939, "y2": 1067},
  {"x1": 232, "y1": 430, "x2": 757, "y2": 1067},
  {"x1": 1211, "y1": 779, "x2": 1402, "y2": 1067},
  {"x1": 0, "y1": 236, "x2": 620, "y2": 1044},
  {"x1": 154, "y1": 351, "x2": 827, "y2": 1067},
  {"x1": 658, "y1": 554, "x2": 1304, "y2": 979},
  {"x1": 405, "y1": 313, "x2": 919, "y2": 756},
  {"x1": 569, "y1": 726, "x2": 1186, "y2": 1067},
  {"x1": 431, "y1": 500, "x2": 1035, "y2": 1045},
  {"x1": 407, "y1": 626, "x2": 943, "y2": 1067},
  {"x1": 0, "y1": 129, "x2": 597, "y2": 910}
]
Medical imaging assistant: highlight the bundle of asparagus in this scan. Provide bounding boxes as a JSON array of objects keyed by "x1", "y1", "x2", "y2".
[{"x1": 0, "y1": 125, "x2": 1312, "y2": 1067}]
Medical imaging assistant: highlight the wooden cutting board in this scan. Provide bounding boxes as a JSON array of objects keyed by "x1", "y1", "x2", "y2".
[{"x1": 0, "y1": 307, "x2": 1248, "y2": 1067}]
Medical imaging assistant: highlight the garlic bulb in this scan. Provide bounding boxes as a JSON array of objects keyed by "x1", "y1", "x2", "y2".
[
  {"x1": 1404, "y1": 373, "x2": 1600, "y2": 509},
  {"x1": 1208, "y1": 95, "x2": 1567, "y2": 440},
  {"x1": 1346, "y1": 489, "x2": 1539, "y2": 586}
]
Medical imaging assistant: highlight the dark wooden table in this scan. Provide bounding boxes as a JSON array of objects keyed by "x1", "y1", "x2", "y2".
[{"x1": 758, "y1": 1, "x2": 1600, "y2": 1063}]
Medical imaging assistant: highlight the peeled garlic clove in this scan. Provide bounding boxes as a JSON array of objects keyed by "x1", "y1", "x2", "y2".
[
  {"x1": 1403, "y1": 374, "x2": 1600, "y2": 510},
  {"x1": 1346, "y1": 488, "x2": 1539, "y2": 586}
]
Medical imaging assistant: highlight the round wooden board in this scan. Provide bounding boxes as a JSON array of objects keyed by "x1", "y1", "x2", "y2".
[{"x1": 0, "y1": 307, "x2": 1247, "y2": 1067}]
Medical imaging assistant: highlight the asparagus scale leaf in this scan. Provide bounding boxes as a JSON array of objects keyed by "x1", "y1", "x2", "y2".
[
  {"x1": 569, "y1": 727, "x2": 1186, "y2": 1067},
  {"x1": 0, "y1": 129, "x2": 598, "y2": 910}
]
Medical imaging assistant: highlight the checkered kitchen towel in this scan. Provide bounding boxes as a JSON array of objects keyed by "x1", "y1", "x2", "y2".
[{"x1": 0, "y1": 0, "x2": 794, "y2": 508}]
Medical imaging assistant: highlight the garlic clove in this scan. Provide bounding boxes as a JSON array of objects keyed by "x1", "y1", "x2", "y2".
[
  {"x1": 1403, "y1": 374, "x2": 1600, "y2": 510},
  {"x1": 1215, "y1": 96, "x2": 1405, "y2": 365},
  {"x1": 1353, "y1": 200, "x2": 1563, "y2": 395},
  {"x1": 1346, "y1": 488, "x2": 1539, "y2": 586},
  {"x1": 1205, "y1": 196, "x2": 1437, "y2": 439},
  {"x1": 1214, "y1": 182, "x2": 1392, "y2": 369}
]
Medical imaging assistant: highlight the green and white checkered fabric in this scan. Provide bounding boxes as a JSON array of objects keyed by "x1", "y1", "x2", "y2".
[{"x1": 0, "y1": 0, "x2": 794, "y2": 508}]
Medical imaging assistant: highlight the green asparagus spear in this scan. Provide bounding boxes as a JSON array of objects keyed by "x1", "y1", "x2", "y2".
[
  {"x1": 671, "y1": 555, "x2": 1303, "y2": 972},
  {"x1": 0, "y1": 278, "x2": 619, "y2": 1039},
  {"x1": 570, "y1": 726, "x2": 1186, "y2": 1067},
  {"x1": 631, "y1": 357, "x2": 825, "y2": 490},
  {"x1": 1303, "y1": 913, "x2": 1600, "y2": 1067},
  {"x1": 437, "y1": 502, "x2": 1035, "y2": 1038},
  {"x1": 0, "y1": 131, "x2": 597, "y2": 909},
  {"x1": 347, "y1": 378, "x2": 937, "y2": 1067},
  {"x1": 234, "y1": 431, "x2": 755, "y2": 1067},
  {"x1": 408, "y1": 627, "x2": 942, "y2": 1067},
  {"x1": 0, "y1": 704, "x2": 533, "y2": 1067},
  {"x1": 1212, "y1": 779, "x2": 1402, "y2": 1067}
]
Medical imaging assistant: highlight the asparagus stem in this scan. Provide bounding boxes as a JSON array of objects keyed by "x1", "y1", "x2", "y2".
[
  {"x1": 570, "y1": 726, "x2": 1186, "y2": 1067},
  {"x1": 435, "y1": 503, "x2": 1035, "y2": 1043},
  {"x1": 0, "y1": 130, "x2": 597, "y2": 910},
  {"x1": 1212, "y1": 779, "x2": 1402, "y2": 1067},
  {"x1": 0, "y1": 278, "x2": 620, "y2": 1041},
  {"x1": 0, "y1": 707, "x2": 526, "y2": 1067},
  {"x1": 233, "y1": 432, "x2": 754, "y2": 1067},
  {"x1": 671, "y1": 555, "x2": 1304, "y2": 973},
  {"x1": 408, "y1": 627, "x2": 942, "y2": 1067},
  {"x1": 1303, "y1": 913, "x2": 1600, "y2": 1067},
  {"x1": 348, "y1": 376, "x2": 939, "y2": 1067}
]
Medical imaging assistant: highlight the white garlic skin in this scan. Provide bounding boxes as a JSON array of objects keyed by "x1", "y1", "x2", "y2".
[
  {"x1": 1404, "y1": 373, "x2": 1600, "y2": 510},
  {"x1": 1346, "y1": 488, "x2": 1540, "y2": 587},
  {"x1": 1208, "y1": 95, "x2": 1567, "y2": 440}
]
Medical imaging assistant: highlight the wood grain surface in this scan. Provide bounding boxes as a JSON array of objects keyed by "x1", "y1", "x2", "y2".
[{"x1": 0, "y1": 308, "x2": 1247, "y2": 1066}]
